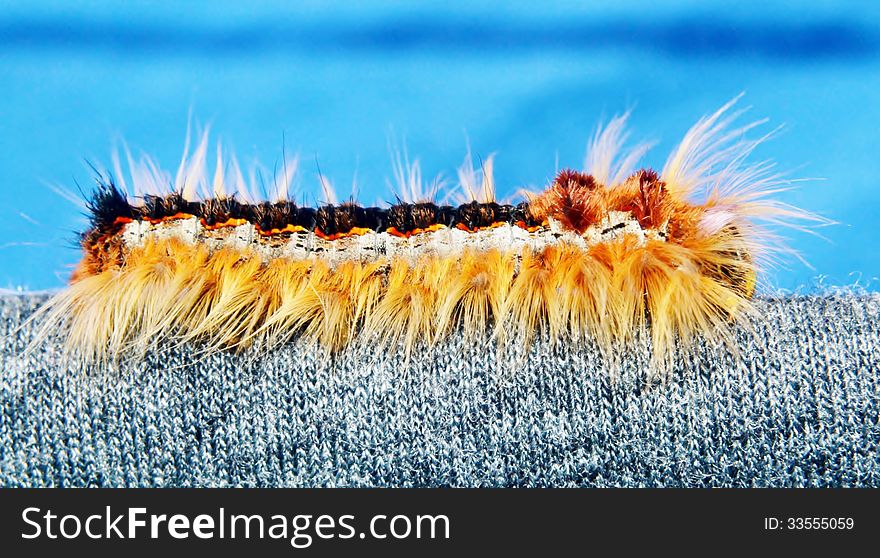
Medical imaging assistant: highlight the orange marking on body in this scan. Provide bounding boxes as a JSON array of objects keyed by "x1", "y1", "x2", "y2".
[
  {"x1": 514, "y1": 220, "x2": 544, "y2": 233},
  {"x1": 456, "y1": 221, "x2": 508, "y2": 233},
  {"x1": 146, "y1": 212, "x2": 194, "y2": 224},
  {"x1": 201, "y1": 218, "x2": 250, "y2": 230},
  {"x1": 256, "y1": 224, "x2": 308, "y2": 237},
  {"x1": 387, "y1": 223, "x2": 447, "y2": 238},
  {"x1": 314, "y1": 227, "x2": 373, "y2": 241}
]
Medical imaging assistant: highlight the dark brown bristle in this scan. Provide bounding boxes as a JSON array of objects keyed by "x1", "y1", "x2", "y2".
[
  {"x1": 622, "y1": 170, "x2": 671, "y2": 230},
  {"x1": 530, "y1": 170, "x2": 602, "y2": 233},
  {"x1": 409, "y1": 203, "x2": 439, "y2": 230},
  {"x1": 251, "y1": 201, "x2": 297, "y2": 231},
  {"x1": 84, "y1": 167, "x2": 691, "y2": 243},
  {"x1": 387, "y1": 202, "x2": 440, "y2": 233},
  {"x1": 457, "y1": 201, "x2": 498, "y2": 229},
  {"x1": 556, "y1": 169, "x2": 596, "y2": 190},
  {"x1": 201, "y1": 197, "x2": 244, "y2": 225},
  {"x1": 316, "y1": 204, "x2": 366, "y2": 235}
]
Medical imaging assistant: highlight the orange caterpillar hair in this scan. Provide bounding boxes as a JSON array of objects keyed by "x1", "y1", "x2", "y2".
[{"x1": 26, "y1": 98, "x2": 823, "y2": 372}]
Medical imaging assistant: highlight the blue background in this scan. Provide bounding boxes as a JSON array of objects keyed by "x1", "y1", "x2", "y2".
[{"x1": 1, "y1": 1, "x2": 877, "y2": 291}]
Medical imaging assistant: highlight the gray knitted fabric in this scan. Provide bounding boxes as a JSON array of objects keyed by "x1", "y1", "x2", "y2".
[{"x1": 1, "y1": 292, "x2": 878, "y2": 487}]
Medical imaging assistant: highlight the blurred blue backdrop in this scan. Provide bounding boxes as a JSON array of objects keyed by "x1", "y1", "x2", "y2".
[{"x1": 0, "y1": 0, "x2": 878, "y2": 291}]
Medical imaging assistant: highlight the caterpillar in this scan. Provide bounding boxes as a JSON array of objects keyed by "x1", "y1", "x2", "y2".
[{"x1": 26, "y1": 98, "x2": 821, "y2": 370}]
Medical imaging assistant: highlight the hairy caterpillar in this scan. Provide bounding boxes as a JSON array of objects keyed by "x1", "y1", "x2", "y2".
[{"x1": 26, "y1": 98, "x2": 821, "y2": 369}]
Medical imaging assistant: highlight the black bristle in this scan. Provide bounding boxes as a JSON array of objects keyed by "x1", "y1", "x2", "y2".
[
  {"x1": 495, "y1": 204, "x2": 514, "y2": 224},
  {"x1": 362, "y1": 207, "x2": 386, "y2": 231},
  {"x1": 269, "y1": 201, "x2": 293, "y2": 230},
  {"x1": 330, "y1": 203, "x2": 369, "y2": 234},
  {"x1": 86, "y1": 189, "x2": 544, "y2": 238},
  {"x1": 512, "y1": 201, "x2": 540, "y2": 227},
  {"x1": 86, "y1": 179, "x2": 133, "y2": 231},
  {"x1": 294, "y1": 207, "x2": 317, "y2": 231},
  {"x1": 387, "y1": 203, "x2": 413, "y2": 232},
  {"x1": 436, "y1": 205, "x2": 456, "y2": 227},
  {"x1": 224, "y1": 197, "x2": 246, "y2": 220},
  {"x1": 139, "y1": 194, "x2": 164, "y2": 220},
  {"x1": 251, "y1": 202, "x2": 274, "y2": 231},
  {"x1": 455, "y1": 201, "x2": 487, "y2": 229},
  {"x1": 410, "y1": 203, "x2": 438, "y2": 230},
  {"x1": 161, "y1": 193, "x2": 189, "y2": 217},
  {"x1": 344, "y1": 204, "x2": 367, "y2": 230},
  {"x1": 385, "y1": 202, "x2": 440, "y2": 233},
  {"x1": 202, "y1": 198, "x2": 237, "y2": 226},
  {"x1": 315, "y1": 205, "x2": 336, "y2": 235}
]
